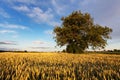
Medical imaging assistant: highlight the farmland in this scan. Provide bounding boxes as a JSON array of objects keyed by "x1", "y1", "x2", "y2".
[{"x1": 0, "y1": 52, "x2": 120, "y2": 80}]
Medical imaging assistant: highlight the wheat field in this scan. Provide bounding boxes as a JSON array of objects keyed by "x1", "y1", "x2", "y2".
[{"x1": 0, "y1": 52, "x2": 120, "y2": 80}]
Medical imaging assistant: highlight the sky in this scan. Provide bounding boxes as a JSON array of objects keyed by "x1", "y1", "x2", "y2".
[{"x1": 0, "y1": 0, "x2": 120, "y2": 51}]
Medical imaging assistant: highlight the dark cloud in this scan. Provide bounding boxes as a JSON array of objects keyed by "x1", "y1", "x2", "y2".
[
  {"x1": 0, "y1": 47, "x2": 20, "y2": 51},
  {"x1": 0, "y1": 41, "x2": 17, "y2": 45}
]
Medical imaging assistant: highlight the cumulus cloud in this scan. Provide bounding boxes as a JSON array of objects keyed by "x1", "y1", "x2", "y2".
[
  {"x1": 2, "y1": 0, "x2": 62, "y2": 26},
  {"x1": 13, "y1": 5, "x2": 30, "y2": 12},
  {"x1": 13, "y1": 5, "x2": 59, "y2": 26},
  {"x1": 0, "y1": 41, "x2": 17, "y2": 45},
  {"x1": 27, "y1": 7, "x2": 54, "y2": 24},
  {"x1": 28, "y1": 7, "x2": 59, "y2": 26}
]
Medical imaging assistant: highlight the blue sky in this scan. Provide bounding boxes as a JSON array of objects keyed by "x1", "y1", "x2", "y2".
[{"x1": 0, "y1": 0, "x2": 120, "y2": 51}]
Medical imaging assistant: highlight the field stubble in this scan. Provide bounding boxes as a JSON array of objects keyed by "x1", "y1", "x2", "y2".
[{"x1": 0, "y1": 52, "x2": 120, "y2": 80}]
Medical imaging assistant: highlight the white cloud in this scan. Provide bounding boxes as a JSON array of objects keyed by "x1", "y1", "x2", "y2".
[
  {"x1": 13, "y1": 5, "x2": 59, "y2": 26},
  {"x1": 28, "y1": 7, "x2": 53, "y2": 22},
  {"x1": 13, "y1": 5, "x2": 30, "y2": 12},
  {"x1": 27, "y1": 7, "x2": 59, "y2": 26},
  {"x1": 51, "y1": 0, "x2": 67, "y2": 15},
  {"x1": 51, "y1": 0, "x2": 80, "y2": 16},
  {"x1": 32, "y1": 40, "x2": 48, "y2": 44},
  {"x1": 0, "y1": 23, "x2": 30, "y2": 38},
  {"x1": 70, "y1": 0, "x2": 75, "y2": 3},
  {"x1": 0, "y1": 30, "x2": 16, "y2": 34},
  {"x1": 0, "y1": 23, "x2": 28, "y2": 30},
  {"x1": 30, "y1": 47, "x2": 51, "y2": 49},
  {"x1": 0, "y1": 8, "x2": 10, "y2": 18},
  {"x1": 2, "y1": 0, "x2": 60, "y2": 26}
]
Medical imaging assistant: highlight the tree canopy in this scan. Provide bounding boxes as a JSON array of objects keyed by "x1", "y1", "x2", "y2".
[{"x1": 54, "y1": 11, "x2": 112, "y2": 53}]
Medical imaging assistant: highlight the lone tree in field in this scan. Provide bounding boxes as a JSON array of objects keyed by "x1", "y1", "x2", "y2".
[{"x1": 54, "y1": 11, "x2": 112, "y2": 53}]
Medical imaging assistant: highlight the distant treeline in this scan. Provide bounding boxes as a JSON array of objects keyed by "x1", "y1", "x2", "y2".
[
  {"x1": 90, "y1": 49, "x2": 120, "y2": 55},
  {"x1": 108, "y1": 49, "x2": 120, "y2": 52},
  {"x1": 104, "y1": 49, "x2": 120, "y2": 54},
  {"x1": 0, "y1": 50, "x2": 6, "y2": 52},
  {"x1": 0, "y1": 50, "x2": 28, "y2": 53},
  {"x1": 0, "y1": 49, "x2": 120, "y2": 54}
]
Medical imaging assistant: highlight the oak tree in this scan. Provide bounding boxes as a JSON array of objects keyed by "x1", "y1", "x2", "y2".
[{"x1": 54, "y1": 11, "x2": 112, "y2": 53}]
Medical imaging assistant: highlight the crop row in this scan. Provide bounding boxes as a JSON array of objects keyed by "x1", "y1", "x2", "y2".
[{"x1": 0, "y1": 53, "x2": 120, "y2": 80}]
